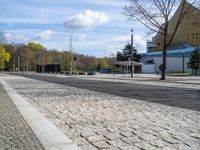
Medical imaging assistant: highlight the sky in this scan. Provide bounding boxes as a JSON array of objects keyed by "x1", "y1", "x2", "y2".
[{"x1": 0, "y1": 0, "x2": 150, "y2": 57}]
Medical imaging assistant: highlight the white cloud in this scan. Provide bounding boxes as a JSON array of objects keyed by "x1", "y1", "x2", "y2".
[
  {"x1": 34, "y1": 30, "x2": 54, "y2": 40},
  {"x1": 15, "y1": 34, "x2": 29, "y2": 42},
  {"x1": 5, "y1": 33, "x2": 12, "y2": 41},
  {"x1": 64, "y1": 10, "x2": 110, "y2": 29}
]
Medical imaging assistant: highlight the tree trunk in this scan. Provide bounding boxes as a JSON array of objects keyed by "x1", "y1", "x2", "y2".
[
  {"x1": 161, "y1": 19, "x2": 168, "y2": 80},
  {"x1": 161, "y1": 46, "x2": 167, "y2": 80},
  {"x1": 195, "y1": 69, "x2": 198, "y2": 75}
]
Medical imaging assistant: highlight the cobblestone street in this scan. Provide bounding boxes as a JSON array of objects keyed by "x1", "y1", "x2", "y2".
[
  {"x1": 0, "y1": 83, "x2": 44, "y2": 150},
  {"x1": 2, "y1": 76, "x2": 200, "y2": 150}
]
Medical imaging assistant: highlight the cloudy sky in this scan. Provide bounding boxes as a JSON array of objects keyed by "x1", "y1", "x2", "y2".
[{"x1": 0, "y1": 0, "x2": 150, "y2": 57}]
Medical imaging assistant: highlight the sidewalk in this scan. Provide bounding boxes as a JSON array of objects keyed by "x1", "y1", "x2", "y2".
[
  {"x1": 0, "y1": 83, "x2": 44, "y2": 150},
  {"x1": 3, "y1": 73, "x2": 200, "y2": 150}
]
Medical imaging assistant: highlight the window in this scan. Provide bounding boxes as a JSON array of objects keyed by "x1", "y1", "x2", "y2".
[{"x1": 192, "y1": 33, "x2": 195, "y2": 39}]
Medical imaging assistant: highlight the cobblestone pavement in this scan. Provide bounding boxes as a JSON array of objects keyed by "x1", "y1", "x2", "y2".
[
  {"x1": 0, "y1": 83, "x2": 44, "y2": 150},
  {"x1": 2, "y1": 76, "x2": 200, "y2": 150}
]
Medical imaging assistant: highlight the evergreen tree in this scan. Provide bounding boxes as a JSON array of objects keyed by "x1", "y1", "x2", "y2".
[
  {"x1": 116, "y1": 43, "x2": 141, "y2": 62},
  {"x1": 187, "y1": 47, "x2": 200, "y2": 75},
  {"x1": 116, "y1": 51, "x2": 126, "y2": 61}
]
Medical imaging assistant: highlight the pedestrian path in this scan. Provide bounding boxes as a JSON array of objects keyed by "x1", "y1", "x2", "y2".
[
  {"x1": 0, "y1": 83, "x2": 44, "y2": 150},
  {"x1": 0, "y1": 76, "x2": 81, "y2": 150}
]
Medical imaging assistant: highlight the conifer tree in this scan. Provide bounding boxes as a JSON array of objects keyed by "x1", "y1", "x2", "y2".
[{"x1": 187, "y1": 47, "x2": 200, "y2": 75}]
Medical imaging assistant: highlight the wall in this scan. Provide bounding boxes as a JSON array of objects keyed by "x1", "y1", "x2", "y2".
[
  {"x1": 154, "y1": 57, "x2": 191, "y2": 73},
  {"x1": 142, "y1": 64, "x2": 155, "y2": 73}
]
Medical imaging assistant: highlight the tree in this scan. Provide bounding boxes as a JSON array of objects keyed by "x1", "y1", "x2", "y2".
[
  {"x1": 187, "y1": 47, "x2": 200, "y2": 74},
  {"x1": 117, "y1": 43, "x2": 141, "y2": 62},
  {"x1": 0, "y1": 45, "x2": 11, "y2": 70},
  {"x1": 117, "y1": 51, "x2": 126, "y2": 61},
  {"x1": 0, "y1": 31, "x2": 7, "y2": 44},
  {"x1": 27, "y1": 42, "x2": 45, "y2": 70},
  {"x1": 97, "y1": 57, "x2": 111, "y2": 70},
  {"x1": 124, "y1": 0, "x2": 200, "y2": 80}
]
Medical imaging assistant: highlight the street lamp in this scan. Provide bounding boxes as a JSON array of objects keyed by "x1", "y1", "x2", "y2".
[
  {"x1": 17, "y1": 48, "x2": 20, "y2": 73},
  {"x1": 131, "y1": 29, "x2": 134, "y2": 78},
  {"x1": 12, "y1": 42, "x2": 15, "y2": 72},
  {"x1": 182, "y1": 49, "x2": 185, "y2": 73}
]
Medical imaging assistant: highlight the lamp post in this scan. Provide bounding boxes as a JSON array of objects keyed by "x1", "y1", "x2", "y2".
[
  {"x1": 131, "y1": 29, "x2": 134, "y2": 78},
  {"x1": 111, "y1": 53, "x2": 115, "y2": 78},
  {"x1": 182, "y1": 49, "x2": 185, "y2": 73},
  {"x1": 69, "y1": 36, "x2": 73, "y2": 75},
  {"x1": 12, "y1": 42, "x2": 15, "y2": 72},
  {"x1": 17, "y1": 48, "x2": 20, "y2": 73}
]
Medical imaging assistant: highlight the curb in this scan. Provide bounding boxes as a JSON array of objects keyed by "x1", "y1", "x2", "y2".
[{"x1": 0, "y1": 79, "x2": 81, "y2": 150}]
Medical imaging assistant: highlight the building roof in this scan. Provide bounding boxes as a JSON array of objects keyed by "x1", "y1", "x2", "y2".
[
  {"x1": 113, "y1": 61, "x2": 143, "y2": 66},
  {"x1": 143, "y1": 43, "x2": 196, "y2": 56},
  {"x1": 167, "y1": 42, "x2": 193, "y2": 50}
]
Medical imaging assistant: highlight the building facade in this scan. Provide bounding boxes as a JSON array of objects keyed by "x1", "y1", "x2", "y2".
[
  {"x1": 148, "y1": 1, "x2": 200, "y2": 52},
  {"x1": 141, "y1": 1, "x2": 200, "y2": 73},
  {"x1": 142, "y1": 43, "x2": 195, "y2": 73}
]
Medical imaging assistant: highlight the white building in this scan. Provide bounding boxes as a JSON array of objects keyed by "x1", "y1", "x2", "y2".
[{"x1": 141, "y1": 43, "x2": 195, "y2": 73}]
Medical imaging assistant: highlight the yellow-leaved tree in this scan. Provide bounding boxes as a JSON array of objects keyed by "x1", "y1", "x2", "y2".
[{"x1": 0, "y1": 45, "x2": 11, "y2": 70}]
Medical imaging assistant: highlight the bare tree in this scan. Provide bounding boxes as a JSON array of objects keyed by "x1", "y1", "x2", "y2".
[
  {"x1": 124, "y1": 0, "x2": 200, "y2": 80},
  {"x1": 0, "y1": 31, "x2": 7, "y2": 44}
]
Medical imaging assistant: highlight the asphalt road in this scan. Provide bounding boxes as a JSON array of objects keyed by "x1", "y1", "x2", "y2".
[{"x1": 18, "y1": 74, "x2": 200, "y2": 112}]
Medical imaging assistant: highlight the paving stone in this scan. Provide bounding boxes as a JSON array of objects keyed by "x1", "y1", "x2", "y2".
[
  {"x1": 87, "y1": 135, "x2": 105, "y2": 143},
  {"x1": 121, "y1": 136, "x2": 141, "y2": 145},
  {"x1": 149, "y1": 139, "x2": 168, "y2": 147},
  {"x1": 118, "y1": 145, "x2": 140, "y2": 150},
  {"x1": 3, "y1": 76, "x2": 200, "y2": 150},
  {"x1": 108, "y1": 139, "x2": 129, "y2": 148},
  {"x1": 80, "y1": 144, "x2": 99, "y2": 150},
  {"x1": 138, "y1": 132, "x2": 157, "y2": 141},
  {"x1": 72, "y1": 137, "x2": 88, "y2": 145},
  {"x1": 134, "y1": 141, "x2": 158, "y2": 150},
  {"x1": 162, "y1": 145, "x2": 177, "y2": 150},
  {"x1": 162, "y1": 136, "x2": 180, "y2": 144},
  {"x1": 0, "y1": 83, "x2": 44, "y2": 149},
  {"x1": 80, "y1": 128, "x2": 96, "y2": 137},
  {"x1": 120, "y1": 132, "x2": 133, "y2": 137},
  {"x1": 92, "y1": 141, "x2": 111, "y2": 149},
  {"x1": 104, "y1": 133, "x2": 121, "y2": 140}
]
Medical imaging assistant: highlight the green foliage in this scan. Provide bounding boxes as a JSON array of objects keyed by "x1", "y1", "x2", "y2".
[
  {"x1": 2, "y1": 42, "x2": 112, "y2": 72},
  {"x1": 96, "y1": 57, "x2": 111, "y2": 70},
  {"x1": 116, "y1": 43, "x2": 141, "y2": 62},
  {"x1": 187, "y1": 47, "x2": 200, "y2": 74},
  {"x1": 0, "y1": 45, "x2": 11, "y2": 70}
]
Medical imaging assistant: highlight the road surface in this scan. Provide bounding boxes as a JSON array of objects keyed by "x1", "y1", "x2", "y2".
[{"x1": 18, "y1": 73, "x2": 200, "y2": 112}]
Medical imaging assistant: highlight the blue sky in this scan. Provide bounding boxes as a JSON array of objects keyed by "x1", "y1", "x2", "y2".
[{"x1": 0, "y1": 0, "x2": 149, "y2": 57}]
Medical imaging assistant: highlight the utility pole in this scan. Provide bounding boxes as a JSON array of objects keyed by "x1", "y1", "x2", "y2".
[
  {"x1": 53, "y1": 50, "x2": 58, "y2": 74},
  {"x1": 69, "y1": 35, "x2": 73, "y2": 75},
  {"x1": 111, "y1": 53, "x2": 115, "y2": 78},
  {"x1": 131, "y1": 29, "x2": 134, "y2": 78},
  {"x1": 17, "y1": 48, "x2": 20, "y2": 73},
  {"x1": 182, "y1": 49, "x2": 185, "y2": 73},
  {"x1": 13, "y1": 43, "x2": 16, "y2": 72}
]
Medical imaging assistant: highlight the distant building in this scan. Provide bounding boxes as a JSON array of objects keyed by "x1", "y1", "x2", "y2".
[
  {"x1": 37, "y1": 64, "x2": 61, "y2": 73},
  {"x1": 142, "y1": 43, "x2": 195, "y2": 73},
  {"x1": 113, "y1": 61, "x2": 143, "y2": 73},
  {"x1": 142, "y1": 1, "x2": 200, "y2": 73},
  {"x1": 148, "y1": 1, "x2": 200, "y2": 52}
]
